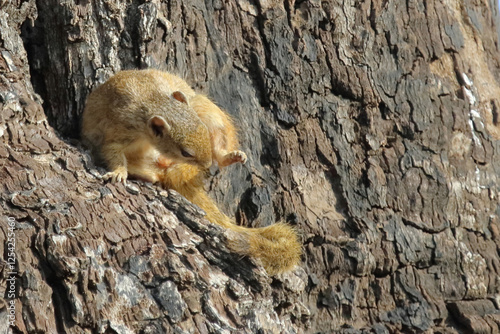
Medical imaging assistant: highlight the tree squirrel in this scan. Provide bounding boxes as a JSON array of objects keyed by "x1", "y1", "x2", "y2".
[{"x1": 82, "y1": 69, "x2": 301, "y2": 275}]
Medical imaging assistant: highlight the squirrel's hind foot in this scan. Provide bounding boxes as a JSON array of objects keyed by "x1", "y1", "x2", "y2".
[{"x1": 219, "y1": 150, "x2": 247, "y2": 167}]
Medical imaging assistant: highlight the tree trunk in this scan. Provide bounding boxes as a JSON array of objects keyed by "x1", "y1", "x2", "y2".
[{"x1": 2, "y1": 0, "x2": 500, "y2": 333}]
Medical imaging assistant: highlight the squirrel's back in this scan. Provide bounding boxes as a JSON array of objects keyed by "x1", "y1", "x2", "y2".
[{"x1": 82, "y1": 70, "x2": 200, "y2": 132}]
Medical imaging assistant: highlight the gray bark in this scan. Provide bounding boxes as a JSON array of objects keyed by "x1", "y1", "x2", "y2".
[{"x1": 2, "y1": 0, "x2": 500, "y2": 333}]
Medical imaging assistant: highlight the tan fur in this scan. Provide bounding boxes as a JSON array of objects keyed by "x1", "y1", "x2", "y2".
[
  {"x1": 82, "y1": 70, "x2": 212, "y2": 183},
  {"x1": 189, "y1": 94, "x2": 247, "y2": 166},
  {"x1": 140, "y1": 69, "x2": 247, "y2": 167},
  {"x1": 82, "y1": 69, "x2": 301, "y2": 275}
]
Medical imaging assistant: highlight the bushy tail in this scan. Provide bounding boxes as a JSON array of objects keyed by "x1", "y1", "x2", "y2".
[
  {"x1": 159, "y1": 164, "x2": 302, "y2": 275},
  {"x1": 228, "y1": 222, "x2": 301, "y2": 275}
]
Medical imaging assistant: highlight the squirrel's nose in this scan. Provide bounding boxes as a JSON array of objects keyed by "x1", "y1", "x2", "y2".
[{"x1": 202, "y1": 160, "x2": 212, "y2": 169}]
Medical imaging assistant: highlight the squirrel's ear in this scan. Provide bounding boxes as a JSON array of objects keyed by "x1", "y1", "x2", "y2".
[
  {"x1": 148, "y1": 116, "x2": 171, "y2": 137},
  {"x1": 172, "y1": 91, "x2": 188, "y2": 104}
]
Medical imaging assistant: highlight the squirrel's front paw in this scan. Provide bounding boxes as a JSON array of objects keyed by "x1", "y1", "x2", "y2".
[
  {"x1": 103, "y1": 167, "x2": 128, "y2": 183},
  {"x1": 221, "y1": 150, "x2": 247, "y2": 167}
]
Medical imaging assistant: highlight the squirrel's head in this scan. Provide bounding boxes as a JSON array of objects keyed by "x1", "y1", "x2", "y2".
[{"x1": 147, "y1": 91, "x2": 212, "y2": 169}]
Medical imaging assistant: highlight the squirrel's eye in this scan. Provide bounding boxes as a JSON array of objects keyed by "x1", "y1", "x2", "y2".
[{"x1": 181, "y1": 149, "x2": 194, "y2": 158}]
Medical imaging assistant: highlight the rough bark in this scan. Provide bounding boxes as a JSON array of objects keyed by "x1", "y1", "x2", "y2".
[{"x1": 2, "y1": 0, "x2": 500, "y2": 333}]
